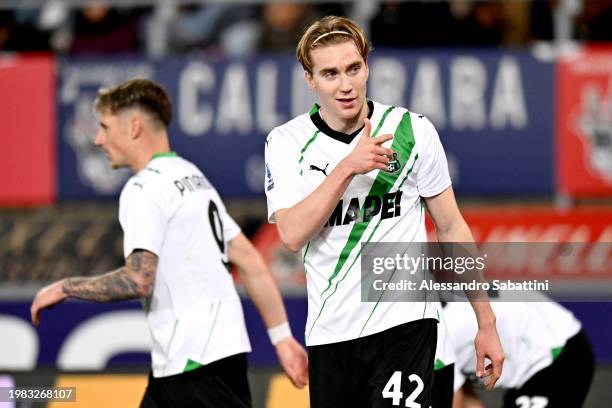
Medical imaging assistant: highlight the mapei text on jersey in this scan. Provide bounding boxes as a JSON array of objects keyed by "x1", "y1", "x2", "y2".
[{"x1": 324, "y1": 191, "x2": 403, "y2": 227}]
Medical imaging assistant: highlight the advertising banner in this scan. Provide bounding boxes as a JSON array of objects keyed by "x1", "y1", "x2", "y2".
[
  {"x1": 0, "y1": 298, "x2": 307, "y2": 369},
  {"x1": 57, "y1": 50, "x2": 553, "y2": 199},
  {"x1": 254, "y1": 207, "x2": 612, "y2": 291},
  {"x1": 0, "y1": 54, "x2": 55, "y2": 206},
  {"x1": 557, "y1": 46, "x2": 612, "y2": 197}
]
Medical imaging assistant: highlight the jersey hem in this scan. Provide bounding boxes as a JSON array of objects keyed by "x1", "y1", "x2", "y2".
[
  {"x1": 305, "y1": 316, "x2": 439, "y2": 347},
  {"x1": 151, "y1": 345, "x2": 252, "y2": 378}
]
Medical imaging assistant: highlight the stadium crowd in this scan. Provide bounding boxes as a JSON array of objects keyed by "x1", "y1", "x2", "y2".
[{"x1": 1, "y1": 1, "x2": 611, "y2": 55}]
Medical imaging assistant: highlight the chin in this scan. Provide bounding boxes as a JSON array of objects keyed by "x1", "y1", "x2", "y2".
[
  {"x1": 339, "y1": 108, "x2": 361, "y2": 122},
  {"x1": 343, "y1": 102, "x2": 365, "y2": 117}
]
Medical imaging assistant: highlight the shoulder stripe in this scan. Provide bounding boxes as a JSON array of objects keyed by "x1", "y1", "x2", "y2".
[
  {"x1": 298, "y1": 130, "x2": 320, "y2": 176},
  {"x1": 371, "y1": 106, "x2": 395, "y2": 137}
]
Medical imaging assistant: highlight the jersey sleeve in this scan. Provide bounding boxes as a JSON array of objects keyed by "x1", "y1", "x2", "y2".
[
  {"x1": 415, "y1": 116, "x2": 452, "y2": 198},
  {"x1": 119, "y1": 181, "x2": 166, "y2": 258},
  {"x1": 264, "y1": 129, "x2": 307, "y2": 223}
]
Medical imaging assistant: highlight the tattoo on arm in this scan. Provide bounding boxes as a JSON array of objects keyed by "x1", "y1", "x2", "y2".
[{"x1": 63, "y1": 250, "x2": 157, "y2": 302}]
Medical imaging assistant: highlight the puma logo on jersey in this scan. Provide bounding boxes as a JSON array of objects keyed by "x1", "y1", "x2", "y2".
[
  {"x1": 324, "y1": 191, "x2": 403, "y2": 227},
  {"x1": 310, "y1": 163, "x2": 329, "y2": 176}
]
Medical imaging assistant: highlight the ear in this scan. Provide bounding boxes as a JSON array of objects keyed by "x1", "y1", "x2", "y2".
[
  {"x1": 130, "y1": 115, "x2": 143, "y2": 140},
  {"x1": 304, "y1": 70, "x2": 316, "y2": 92}
]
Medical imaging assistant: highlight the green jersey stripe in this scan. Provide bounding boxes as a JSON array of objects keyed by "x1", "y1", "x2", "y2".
[
  {"x1": 372, "y1": 106, "x2": 395, "y2": 137},
  {"x1": 298, "y1": 130, "x2": 321, "y2": 175},
  {"x1": 552, "y1": 346, "x2": 564, "y2": 361},
  {"x1": 308, "y1": 112, "x2": 417, "y2": 340},
  {"x1": 184, "y1": 358, "x2": 203, "y2": 372},
  {"x1": 303, "y1": 242, "x2": 311, "y2": 264},
  {"x1": 357, "y1": 157, "x2": 420, "y2": 337},
  {"x1": 321, "y1": 112, "x2": 416, "y2": 297},
  {"x1": 434, "y1": 358, "x2": 446, "y2": 371}
]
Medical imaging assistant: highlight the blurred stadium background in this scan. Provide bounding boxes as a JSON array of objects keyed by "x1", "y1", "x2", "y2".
[{"x1": 0, "y1": 0, "x2": 611, "y2": 407}]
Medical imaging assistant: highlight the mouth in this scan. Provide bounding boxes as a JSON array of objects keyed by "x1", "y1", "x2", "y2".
[{"x1": 337, "y1": 97, "x2": 356, "y2": 108}]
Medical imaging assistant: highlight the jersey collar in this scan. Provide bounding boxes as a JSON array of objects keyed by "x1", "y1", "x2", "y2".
[
  {"x1": 310, "y1": 100, "x2": 374, "y2": 144},
  {"x1": 151, "y1": 151, "x2": 178, "y2": 160}
]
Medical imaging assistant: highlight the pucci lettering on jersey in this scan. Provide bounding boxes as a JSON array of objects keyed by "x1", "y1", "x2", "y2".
[
  {"x1": 173, "y1": 174, "x2": 212, "y2": 196},
  {"x1": 325, "y1": 191, "x2": 403, "y2": 227}
]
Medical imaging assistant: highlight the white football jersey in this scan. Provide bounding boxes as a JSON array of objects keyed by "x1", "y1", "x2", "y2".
[
  {"x1": 265, "y1": 100, "x2": 452, "y2": 346},
  {"x1": 119, "y1": 153, "x2": 250, "y2": 377},
  {"x1": 445, "y1": 293, "x2": 581, "y2": 391}
]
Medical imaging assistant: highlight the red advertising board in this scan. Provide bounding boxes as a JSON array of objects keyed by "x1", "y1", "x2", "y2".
[
  {"x1": 557, "y1": 46, "x2": 612, "y2": 197},
  {"x1": 253, "y1": 206, "x2": 612, "y2": 289},
  {"x1": 0, "y1": 53, "x2": 55, "y2": 205},
  {"x1": 459, "y1": 206, "x2": 612, "y2": 243},
  {"x1": 458, "y1": 207, "x2": 612, "y2": 281}
]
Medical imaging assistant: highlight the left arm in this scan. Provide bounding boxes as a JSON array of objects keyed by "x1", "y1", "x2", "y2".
[
  {"x1": 228, "y1": 233, "x2": 308, "y2": 388},
  {"x1": 424, "y1": 187, "x2": 504, "y2": 390},
  {"x1": 31, "y1": 249, "x2": 157, "y2": 326}
]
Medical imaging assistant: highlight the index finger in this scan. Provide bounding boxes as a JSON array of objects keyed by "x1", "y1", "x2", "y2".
[
  {"x1": 373, "y1": 133, "x2": 393, "y2": 145},
  {"x1": 476, "y1": 351, "x2": 485, "y2": 378}
]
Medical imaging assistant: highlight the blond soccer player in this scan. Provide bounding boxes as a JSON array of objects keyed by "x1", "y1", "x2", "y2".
[{"x1": 264, "y1": 16, "x2": 504, "y2": 408}]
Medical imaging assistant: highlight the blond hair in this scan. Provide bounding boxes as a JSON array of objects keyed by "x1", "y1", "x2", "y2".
[{"x1": 296, "y1": 15, "x2": 372, "y2": 75}]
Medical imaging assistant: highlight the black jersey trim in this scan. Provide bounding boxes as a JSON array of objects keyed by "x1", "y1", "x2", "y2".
[{"x1": 310, "y1": 100, "x2": 374, "y2": 144}]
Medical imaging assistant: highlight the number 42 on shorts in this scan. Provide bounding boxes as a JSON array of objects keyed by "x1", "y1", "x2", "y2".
[{"x1": 382, "y1": 371, "x2": 424, "y2": 407}]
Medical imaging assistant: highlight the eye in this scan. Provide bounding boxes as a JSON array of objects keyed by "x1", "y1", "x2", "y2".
[
  {"x1": 323, "y1": 71, "x2": 336, "y2": 79},
  {"x1": 349, "y1": 65, "x2": 360, "y2": 75}
]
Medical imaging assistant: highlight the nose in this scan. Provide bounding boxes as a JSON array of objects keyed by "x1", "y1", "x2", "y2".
[
  {"x1": 94, "y1": 129, "x2": 104, "y2": 146},
  {"x1": 339, "y1": 73, "x2": 352, "y2": 93}
]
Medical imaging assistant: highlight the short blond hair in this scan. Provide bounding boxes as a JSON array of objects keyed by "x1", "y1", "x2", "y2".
[{"x1": 296, "y1": 15, "x2": 372, "y2": 75}]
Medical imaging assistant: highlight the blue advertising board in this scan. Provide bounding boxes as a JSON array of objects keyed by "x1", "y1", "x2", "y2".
[
  {"x1": 0, "y1": 299, "x2": 610, "y2": 370},
  {"x1": 0, "y1": 297, "x2": 307, "y2": 369},
  {"x1": 57, "y1": 50, "x2": 553, "y2": 199}
]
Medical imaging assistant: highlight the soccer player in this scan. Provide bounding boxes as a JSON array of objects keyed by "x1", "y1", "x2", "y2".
[
  {"x1": 264, "y1": 16, "x2": 504, "y2": 407},
  {"x1": 444, "y1": 294, "x2": 594, "y2": 408},
  {"x1": 30, "y1": 79, "x2": 308, "y2": 407}
]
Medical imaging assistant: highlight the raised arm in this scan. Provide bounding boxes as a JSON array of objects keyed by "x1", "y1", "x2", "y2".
[
  {"x1": 227, "y1": 232, "x2": 308, "y2": 388},
  {"x1": 30, "y1": 249, "x2": 157, "y2": 326},
  {"x1": 424, "y1": 187, "x2": 504, "y2": 390},
  {"x1": 274, "y1": 118, "x2": 394, "y2": 252}
]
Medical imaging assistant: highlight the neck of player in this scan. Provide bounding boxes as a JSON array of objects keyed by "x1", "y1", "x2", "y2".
[
  {"x1": 319, "y1": 99, "x2": 369, "y2": 135},
  {"x1": 132, "y1": 133, "x2": 172, "y2": 173}
]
